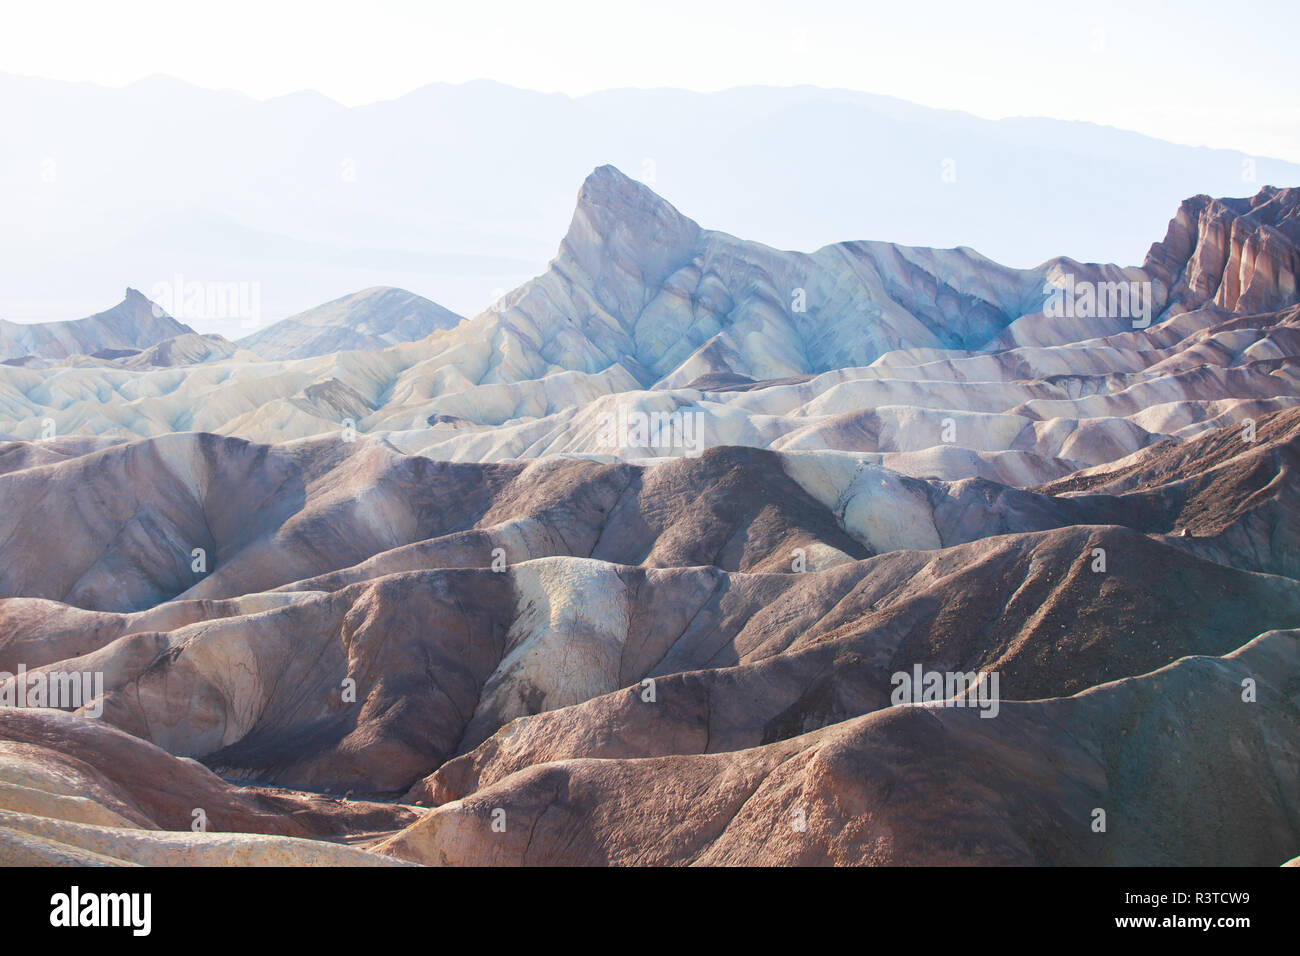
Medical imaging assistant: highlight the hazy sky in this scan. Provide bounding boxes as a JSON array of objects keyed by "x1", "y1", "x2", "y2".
[{"x1": 4, "y1": 0, "x2": 1299, "y2": 161}]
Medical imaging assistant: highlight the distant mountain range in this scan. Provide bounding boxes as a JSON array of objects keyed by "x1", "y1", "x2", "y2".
[{"x1": 3, "y1": 73, "x2": 1300, "y2": 331}]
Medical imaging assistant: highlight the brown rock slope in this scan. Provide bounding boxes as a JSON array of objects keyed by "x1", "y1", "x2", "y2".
[
  {"x1": 375, "y1": 630, "x2": 1300, "y2": 866},
  {"x1": 0, "y1": 709, "x2": 416, "y2": 865},
  {"x1": 405, "y1": 524, "x2": 1300, "y2": 806},
  {"x1": 0, "y1": 523, "x2": 1293, "y2": 799},
  {"x1": 0, "y1": 437, "x2": 868, "y2": 614},
  {"x1": 0, "y1": 413, "x2": 1297, "y2": 811},
  {"x1": 2, "y1": 405, "x2": 1296, "y2": 625},
  {"x1": 1031, "y1": 404, "x2": 1300, "y2": 577}
]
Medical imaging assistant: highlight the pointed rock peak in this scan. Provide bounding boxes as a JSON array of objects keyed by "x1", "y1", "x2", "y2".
[
  {"x1": 121, "y1": 288, "x2": 176, "y2": 323},
  {"x1": 578, "y1": 164, "x2": 645, "y2": 203},
  {"x1": 563, "y1": 165, "x2": 702, "y2": 271},
  {"x1": 575, "y1": 165, "x2": 697, "y2": 232},
  {"x1": 123, "y1": 287, "x2": 157, "y2": 309},
  {"x1": 90, "y1": 287, "x2": 169, "y2": 320},
  {"x1": 120, "y1": 287, "x2": 177, "y2": 321}
]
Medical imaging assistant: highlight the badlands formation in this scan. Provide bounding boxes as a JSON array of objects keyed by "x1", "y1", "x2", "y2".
[{"x1": 0, "y1": 168, "x2": 1297, "y2": 865}]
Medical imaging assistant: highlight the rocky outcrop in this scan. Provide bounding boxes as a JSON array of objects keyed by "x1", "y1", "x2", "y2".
[
  {"x1": 486, "y1": 165, "x2": 1053, "y2": 389},
  {"x1": 0, "y1": 289, "x2": 193, "y2": 362},
  {"x1": 1144, "y1": 186, "x2": 1300, "y2": 317}
]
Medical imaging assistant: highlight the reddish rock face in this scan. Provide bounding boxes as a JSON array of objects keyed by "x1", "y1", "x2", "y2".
[{"x1": 1145, "y1": 186, "x2": 1300, "y2": 317}]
